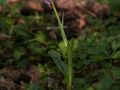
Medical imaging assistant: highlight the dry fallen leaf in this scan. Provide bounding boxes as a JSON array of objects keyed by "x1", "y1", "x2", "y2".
[
  {"x1": 0, "y1": 33, "x2": 11, "y2": 41},
  {"x1": 27, "y1": 0, "x2": 44, "y2": 12}
]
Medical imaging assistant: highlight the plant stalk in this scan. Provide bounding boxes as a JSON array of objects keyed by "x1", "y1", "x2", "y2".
[
  {"x1": 50, "y1": 1, "x2": 72, "y2": 90},
  {"x1": 51, "y1": 0, "x2": 68, "y2": 47}
]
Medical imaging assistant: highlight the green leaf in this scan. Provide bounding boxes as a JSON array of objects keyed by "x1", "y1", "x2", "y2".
[
  {"x1": 14, "y1": 49, "x2": 25, "y2": 60},
  {"x1": 26, "y1": 81, "x2": 44, "y2": 90},
  {"x1": 67, "y1": 39, "x2": 75, "y2": 53},
  {"x1": 112, "y1": 40, "x2": 120, "y2": 52},
  {"x1": 35, "y1": 31, "x2": 46, "y2": 43},
  {"x1": 112, "y1": 51, "x2": 120, "y2": 59},
  {"x1": 67, "y1": 39, "x2": 74, "y2": 64},
  {"x1": 99, "y1": 75, "x2": 114, "y2": 89},
  {"x1": 27, "y1": 42, "x2": 43, "y2": 54},
  {"x1": 58, "y1": 41, "x2": 67, "y2": 52},
  {"x1": 87, "y1": 87, "x2": 95, "y2": 90},
  {"x1": 49, "y1": 50, "x2": 68, "y2": 77},
  {"x1": 112, "y1": 67, "x2": 120, "y2": 79},
  {"x1": 73, "y1": 78, "x2": 88, "y2": 90}
]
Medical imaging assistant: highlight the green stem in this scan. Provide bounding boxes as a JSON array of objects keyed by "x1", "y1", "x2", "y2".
[
  {"x1": 67, "y1": 51, "x2": 72, "y2": 90},
  {"x1": 50, "y1": 1, "x2": 72, "y2": 90},
  {"x1": 51, "y1": 0, "x2": 68, "y2": 47}
]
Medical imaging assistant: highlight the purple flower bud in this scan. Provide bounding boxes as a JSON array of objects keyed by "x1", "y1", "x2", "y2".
[
  {"x1": 42, "y1": 0, "x2": 56, "y2": 8},
  {"x1": 43, "y1": 0, "x2": 51, "y2": 6}
]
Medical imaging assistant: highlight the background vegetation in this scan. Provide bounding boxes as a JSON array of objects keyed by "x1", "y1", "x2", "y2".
[{"x1": 0, "y1": 0, "x2": 120, "y2": 90}]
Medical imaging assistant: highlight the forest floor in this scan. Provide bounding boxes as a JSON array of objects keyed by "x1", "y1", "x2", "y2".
[{"x1": 0, "y1": 0, "x2": 120, "y2": 90}]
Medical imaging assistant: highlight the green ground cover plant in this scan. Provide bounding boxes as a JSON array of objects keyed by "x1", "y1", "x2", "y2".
[{"x1": 0, "y1": 0, "x2": 120, "y2": 90}]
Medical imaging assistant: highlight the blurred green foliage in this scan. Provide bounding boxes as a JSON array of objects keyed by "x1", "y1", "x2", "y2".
[{"x1": 0, "y1": 0, "x2": 120, "y2": 90}]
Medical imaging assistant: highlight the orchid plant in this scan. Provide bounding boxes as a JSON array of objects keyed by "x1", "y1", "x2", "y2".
[{"x1": 43, "y1": 0, "x2": 73, "y2": 90}]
